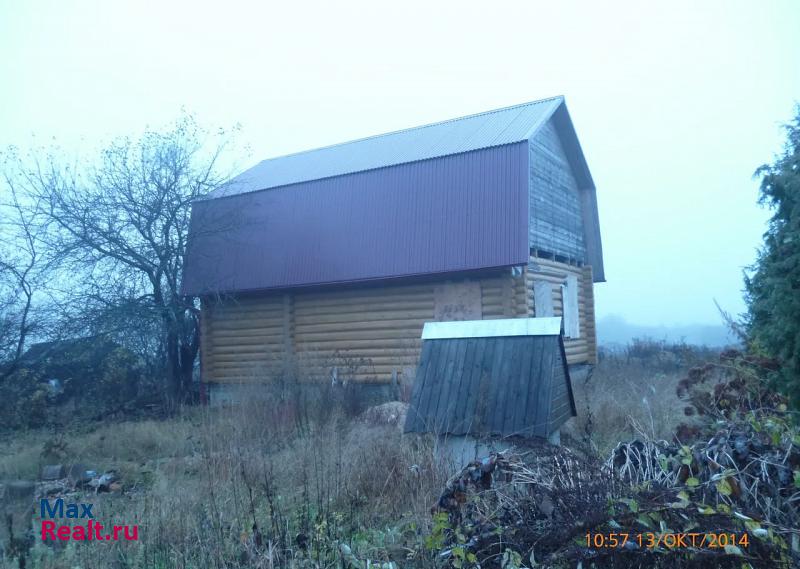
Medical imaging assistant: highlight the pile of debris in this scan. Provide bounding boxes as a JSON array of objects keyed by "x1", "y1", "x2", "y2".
[
  {"x1": 610, "y1": 418, "x2": 799, "y2": 531},
  {"x1": 425, "y1": 352, "x2": 800, "y2": 568},
  {"x1": 428, "y1": 447, "x2": 793, "y2": 568},
  {"x1": 608, "y1": 349, "x2": 800, "y2": 555},
  {"x1": 428, "y1": 444, "x2": 616, "y2": 565},
  {"x1": 1, "y1": 464, "x2": 122, "y2": 562},
  {"x1": 36, "y1": 463, "x2": 122, "y2": 501}
]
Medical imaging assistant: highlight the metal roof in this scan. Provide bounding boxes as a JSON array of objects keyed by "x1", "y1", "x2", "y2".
[
  {"x1": 208, "y1": 96, "x2": 563, "y2": 199},
  {"x1": 182, "y1": 143, "x2": 529, "y2": 295},
  {"x1": 182, "y1": 96, "x2": 604, "y2": 294},
  {"x1": 421, "y1": 317, "x2": 562, "y2": 340}
]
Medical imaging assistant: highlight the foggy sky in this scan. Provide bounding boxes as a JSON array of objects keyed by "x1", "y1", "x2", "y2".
[{"x1": 1, "y1": 0, "x2": 798, "y2": 327}]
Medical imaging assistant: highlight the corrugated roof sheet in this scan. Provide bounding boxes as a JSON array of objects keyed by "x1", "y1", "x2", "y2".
[
  {"x1": 182, "y1": 143, "x2": 529, "y2": 295},
  {"x1": 208, "y1": 96, "x2": 563, "y2": 198}
]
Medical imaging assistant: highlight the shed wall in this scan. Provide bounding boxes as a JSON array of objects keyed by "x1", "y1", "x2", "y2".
[
  {"x1": 548, "y1": 350, "x2": 573, "y2": 432},
  {"x1": 404, "y1": 335, "x2": 568, "y2": 438}
]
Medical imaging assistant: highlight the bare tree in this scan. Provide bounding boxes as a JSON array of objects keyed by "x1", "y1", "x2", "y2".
[
  {"x1": 3, "y1": 116, "x2": 237, "y2": 402},
  {"x1": 0, "y1": 183, "x2": 55, "y2": 379}
]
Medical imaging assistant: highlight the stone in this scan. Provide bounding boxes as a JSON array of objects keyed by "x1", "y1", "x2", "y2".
[
  {"x1": 360, "y1": 401, "x2": 409, "y2": 428},
  {"x1": 38, "y1": 480, "x2": 68, "y2": 497}
]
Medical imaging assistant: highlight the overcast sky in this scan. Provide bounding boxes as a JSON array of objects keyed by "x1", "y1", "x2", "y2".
[{"x1": 1, "y1": 0, "x2": 798, "y2": 327}]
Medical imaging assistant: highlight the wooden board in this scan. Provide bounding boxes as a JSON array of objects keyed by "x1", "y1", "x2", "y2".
[
  {"x1": 533, "y1": 280, "x2": 555, "y2": 317},
  {"x1": 562, "y1": 275, "x2": 580, "y2": 339}
]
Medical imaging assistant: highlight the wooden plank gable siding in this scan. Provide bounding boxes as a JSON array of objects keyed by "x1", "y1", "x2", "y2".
[
  {"x1": 529, "y1": 118, "x2": 587, "y2": 263},
  {"x1": 200, "y1": 258, "x2": 596, "y2": 385}
]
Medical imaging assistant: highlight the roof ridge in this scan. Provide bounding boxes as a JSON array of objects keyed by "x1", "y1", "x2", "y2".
[{"x1": 254, "y1": 95, "x2": 564, "y2": 165}]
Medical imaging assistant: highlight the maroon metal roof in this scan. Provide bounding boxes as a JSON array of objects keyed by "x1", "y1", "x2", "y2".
[{"x1": 182, "y1": 142, "x2": 529, "y2": 295}]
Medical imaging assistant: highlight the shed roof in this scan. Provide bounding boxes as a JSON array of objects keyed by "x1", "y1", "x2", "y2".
[
  {"x1": 17, "y1": 337, "x2": 123, "y2": 367},
  {"x1": 208, "y1": 96, "x2": 563, "y2": 199},
  {"x1": 404, "y1": 318, "x2": 576, "y2": 439}
]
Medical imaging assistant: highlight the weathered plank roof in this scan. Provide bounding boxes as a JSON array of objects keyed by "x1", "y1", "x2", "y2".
[
  {"x1": 404, "y1": 318, "x2": 576, "y2": 439},
  {"x1": 208, "y1": 97, "x2": 563, "y2": 199}
]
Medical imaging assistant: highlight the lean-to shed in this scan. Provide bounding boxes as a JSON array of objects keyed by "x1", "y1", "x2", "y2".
[
  {"x1": 181, "y1": 96, "x2": 604, "y2": 402},
  {"x1": 403, "y1": 317, "x2": 575, "y2": 442}
]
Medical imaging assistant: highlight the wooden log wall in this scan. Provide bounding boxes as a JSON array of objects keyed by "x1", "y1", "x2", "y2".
[
  {"x1": 201, "y1": 295, "x2": 289, "y2": 383},
  {"x1": 525, "y1": 256, "x2": 598, "y2": 365},
  {"x1": 201, "y1": 262, "x2": 596, "y2": 384},
  {"x1": 479, "y1": 271, "x2": 528, "y2": 320},
  {"x1": 292, "y1": 283, "x2": 435, "y2": 382},
  {"x1": 202, "y1": 281, "x2": 441, "y2": 384}
]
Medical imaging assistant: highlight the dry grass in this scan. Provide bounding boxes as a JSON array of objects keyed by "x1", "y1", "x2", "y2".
[
  {"x1": 0, "y1": 342, "x2": 714, "y2": 569},
  {"x1": 0, "y1": 439, "x2": 42, "y2": 480},
  {"x1": 0, "y1": 418, "x2": 197, "y2": 484},
  {"x1": 562, "y1": 343, "x2": 710, "y2": 455},
  {"x1": 1, "y1": 394, "x2": 448, "y2": 569}
]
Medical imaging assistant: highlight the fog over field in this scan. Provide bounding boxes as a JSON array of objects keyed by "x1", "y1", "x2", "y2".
[
  {"x1": 2, "y1": 3, "x2": 800, "y2": 568},
  {"x1": 597, "y1": 314, "x2": 738, "y2": 348},
  {"x1": 2, "y1": 1, "x2": 798, "y2": 330}
]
